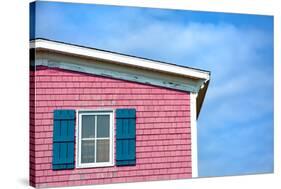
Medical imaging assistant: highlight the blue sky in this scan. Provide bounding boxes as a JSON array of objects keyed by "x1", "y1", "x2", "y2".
[{"x1": 32, "y1": 1, "x2": 274, "y2": 177}]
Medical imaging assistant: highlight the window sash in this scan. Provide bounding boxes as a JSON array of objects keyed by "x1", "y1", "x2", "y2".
[{"x1": 77, "y1": 110, "x2": 114, "y2": 168}]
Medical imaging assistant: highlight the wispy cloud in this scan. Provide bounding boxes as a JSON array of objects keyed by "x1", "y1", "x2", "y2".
[{"x1": 35, "y1": 2, "x2": 274, "y2": 177}]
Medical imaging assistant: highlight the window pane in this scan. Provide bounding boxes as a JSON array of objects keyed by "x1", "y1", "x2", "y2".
[
  {"x1": 81, "y1": 140, "x2": 95, "y2": 163},
  {"x1": 97, "y1": 115, "x2": 110, "y2": 138},
  {"x1": 82, "y1": 115, "x2": 95, "y2": 138},
  {"x1": 96, "y1": 139, "x2": 109, "y2": 162}
]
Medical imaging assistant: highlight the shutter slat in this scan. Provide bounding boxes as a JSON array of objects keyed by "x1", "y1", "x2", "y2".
[
  {"x1": 52, "y1": 110, "x2": 75, "y2": 170},
  {"x1": 116, "y1": 108, "x2": 136, "y2": 166}
]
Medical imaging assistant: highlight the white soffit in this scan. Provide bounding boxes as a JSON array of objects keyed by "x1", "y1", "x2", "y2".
[{"x1": 30, "y1": 39, "x2": 210, "y2": 81}]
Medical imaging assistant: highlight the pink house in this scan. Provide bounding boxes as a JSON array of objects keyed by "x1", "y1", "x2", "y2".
[{"x1": 30, "y1": 38, "x2": 210, "y2": 188}]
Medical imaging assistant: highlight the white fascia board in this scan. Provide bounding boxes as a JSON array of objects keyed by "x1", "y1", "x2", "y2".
[
  {"x1": 190, "y1": 92, "x2": 198, "y2": 178},
  {"x1": 34, "y1": 58, "x2": 203, "y2": 93},
  {"x1": 30, "y1": 39, "x2": 210, "y2": 81}
]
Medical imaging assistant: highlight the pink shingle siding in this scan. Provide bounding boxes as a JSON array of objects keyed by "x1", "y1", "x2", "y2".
[{"x1": 30, "y1": 66, "x2": 191, "y2": 188}]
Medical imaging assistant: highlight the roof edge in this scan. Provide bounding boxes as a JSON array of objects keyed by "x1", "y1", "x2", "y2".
[{"x1": 30, "y1": 38, "x2": 210, "y2": 81}]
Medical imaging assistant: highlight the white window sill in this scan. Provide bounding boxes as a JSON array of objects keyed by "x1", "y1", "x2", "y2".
[{"x1": 76, "y1": 162, "x2": 115, "y2": 169}]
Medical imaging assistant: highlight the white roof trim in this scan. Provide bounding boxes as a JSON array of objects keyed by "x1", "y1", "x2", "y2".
[{"x1": 30, "y1": 39, "x2": 210, "y2": 81}]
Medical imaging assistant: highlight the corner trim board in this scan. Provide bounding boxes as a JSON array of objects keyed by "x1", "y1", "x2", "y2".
[{"x1": 190, "y1": 92, "x2": 198, "y2": 177}]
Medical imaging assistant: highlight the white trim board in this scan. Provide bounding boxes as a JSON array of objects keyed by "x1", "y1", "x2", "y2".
[
  {"x1": 34, "y1": 58, "x2": 204, "y2": 93},
  {"x1": 190, "y1": 92, "x2": 198, "y2": 178},
  {"x1": 30, "y1": 39, "x2": 210, "y2": 80}
]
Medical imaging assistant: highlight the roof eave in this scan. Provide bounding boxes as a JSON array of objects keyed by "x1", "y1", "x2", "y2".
[
  {"x1": 196, "y1": 79, "x2": 210, "y2": 119},
  {"x1": 30, "y1": 39, "x2": 210, "y2": 81}
]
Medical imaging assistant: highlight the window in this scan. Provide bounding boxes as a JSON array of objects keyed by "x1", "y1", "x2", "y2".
[{"x1": 77, "y1": 110, "x2": 114, "y2": 168}]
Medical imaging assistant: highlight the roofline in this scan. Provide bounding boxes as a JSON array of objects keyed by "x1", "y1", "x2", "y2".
[{"x1": 30, "y1": 38, "x2": 210, "y2": 81}]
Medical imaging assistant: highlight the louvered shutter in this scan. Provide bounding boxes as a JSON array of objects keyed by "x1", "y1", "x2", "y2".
[
  {"x1": 116, "y1": 108, "x2": 136, "y2": 166},
  {"x1": 52, "y1": 110, "x2": 75, "y2": 170}
]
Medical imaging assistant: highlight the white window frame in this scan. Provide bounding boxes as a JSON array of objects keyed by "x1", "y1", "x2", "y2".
[{"x1": 76, "y1": 109, "x2": 114, "y2": 168}]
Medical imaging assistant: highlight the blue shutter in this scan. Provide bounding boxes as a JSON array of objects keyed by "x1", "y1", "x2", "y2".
[
  {"x1": 116, "y1": 108, "x2": 136, "y2": 166},
  {"x1": 52, "y1": 110, "x2": 75, "y2": 170}
]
